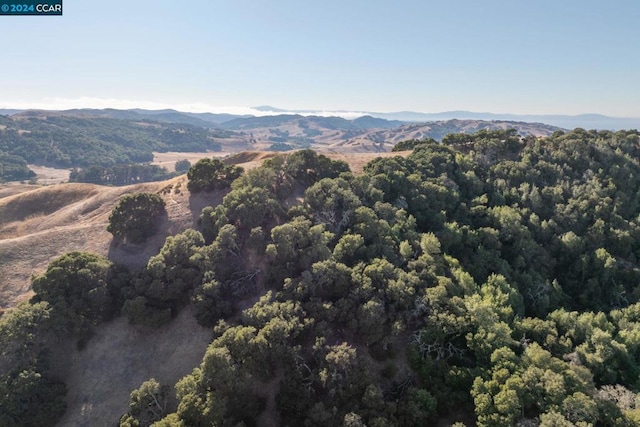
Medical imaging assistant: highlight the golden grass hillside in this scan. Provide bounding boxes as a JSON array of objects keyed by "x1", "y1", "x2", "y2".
[
  {"x1": 0, "y1": 177, "x2": 220, "y2": 427},
  {"x1": 0, "y1": 176, "x2": 219, "y2": 309}
]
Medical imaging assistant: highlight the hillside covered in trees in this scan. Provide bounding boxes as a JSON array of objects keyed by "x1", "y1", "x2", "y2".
[
  {"x1": 0, "y1": 113, "x2": 231, "y2": 179},
  {"x1": 3, "y1": 128, "x2": 640, "y2": 426},
  {"x1": 0, "y1": 109, "x2": 561, "y2": 183}
]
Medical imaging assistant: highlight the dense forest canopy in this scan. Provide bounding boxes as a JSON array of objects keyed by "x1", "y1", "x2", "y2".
[
  {"x1": 0, "y1": 151, "x2": 36, "y2": 182},
  {"x1": 0, "y1": 114, "x2": 228, "y2": 173},
  {"x1": 3, "y1": 128, "x2": 640, "y2": 426}
]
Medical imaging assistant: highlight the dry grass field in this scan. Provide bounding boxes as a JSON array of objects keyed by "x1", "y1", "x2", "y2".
[
  {"x1": 0, "y1": 174, "x2": 224, "y2": 426},
  {"x1": 0, "y1": 176, "x2": 215, "y2": 309},
  {"x1": 27, "y1": 164, "x2": 71, "y2": 184},
  {"x1": 151, "y1": 151, "x2": 229, "y2": 171},
  {"x1": 0, "y1": 183, "x2": 41, "y2": 199}
]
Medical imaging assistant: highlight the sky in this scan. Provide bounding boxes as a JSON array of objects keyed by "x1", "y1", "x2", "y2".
[{"x1": 1, "y1": 0, "x2": 639, "y2": 117}]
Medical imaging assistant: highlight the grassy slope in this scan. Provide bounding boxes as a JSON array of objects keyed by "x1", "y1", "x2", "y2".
[
  {"x1": 51, "y1": 306, "x2": 213, "y2": 427},
  {"x1": 0, "y1": 177, "x2": 206, "y2": 308},
  {"x1": 0, "y1": 176, "x2": 218, "y2": 426}
]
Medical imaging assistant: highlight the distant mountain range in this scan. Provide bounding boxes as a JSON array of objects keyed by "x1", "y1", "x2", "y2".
[
  {"x1": 374, "y1": 111, "x2": 640, "y2": 131},
  {"x1": 252, "y1": 106, "x2": 640, "y2": 131},
  {"x1": 0, "y1": 109, "x2": 565, "y2": 167},
  {"x1": 5, "y1": 108, "x2": 247, "y2": 128},
  {"x1": 1, "y1": 107, "x2": 638, "y2": 130}
]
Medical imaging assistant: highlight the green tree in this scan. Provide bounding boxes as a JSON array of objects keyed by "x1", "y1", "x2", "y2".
[
  {"x1": 192, "y1": 224, "x2": 257, "y2": 326},
  {"x1": 283, "y1": 149, "x2": 350, "y2": 186},
  {"x1": 171, "y1": 342, "x2": 263, "y2": 425},
  {"x1": 265, "y1": 216, "x2": 333, "y2": 286},
  {"x1": 107, "y1": 193, "x2": 166, "y2": 244},
  {"x1": 119, "y1": 378, "x2": 169, "y2": 427},
  {"x1": 0, "y1": 302, "x2": 67, "y2": 427},
  {"x1": 0, "y1": 368, "x2": 67, "y2": 427},
  {"x1": 123, "y1": 229, "x2": 207, "y2": 326},
  {"x1": 223, "y1": 186, "x2": 283, "y2": 231},
  {"x1": 304, "y1": 177, "x2": 362, "y2": 234},
  {"x1": 0, "y1": 151, "x2": 36, "y2": 182},
  {"x1": 186, "y1": 158, "x2": 243, "y2": 192},
  {"x1": 392, "y1": 137, "x2": 438, "y2": 152},
  {"x1": 198, "y1": 204, "x2": 228, "y2": 243},
  {"x1": 174, "y1": 159, "x2": 191, "y2": 173},
  {"x1": 31, "y1": 252, "x2": 122, "y2": 334},
  {"x1": 0, "y1": 302, "x2": 55, "y2": 371}
]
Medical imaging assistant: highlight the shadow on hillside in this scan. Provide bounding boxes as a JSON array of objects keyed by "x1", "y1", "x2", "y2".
[
  {"x1": 50, "y1": 306, "x2": 213, "y2": 426},
  {"x1": 188, "y1": 189, "x2": 225, "y2": 225},
  {"x1": 106, "y1": 213, "x2": 172, "y2": 269},
  {"x1": 105, "y1": 189, "x2": 227, "y2": 269}
]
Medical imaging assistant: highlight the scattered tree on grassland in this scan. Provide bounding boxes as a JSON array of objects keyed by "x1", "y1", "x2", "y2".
[
  {"x1": 107, "y1": 193, "x2": 166, "y2": 244},
  {"x1": 174, "y1": 159, "x2": 191, "y2": 173}
]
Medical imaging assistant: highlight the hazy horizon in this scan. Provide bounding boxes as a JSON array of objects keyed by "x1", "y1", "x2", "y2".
[{"x1": 2, "y1": 99, "x2": 640, "y2": 121}]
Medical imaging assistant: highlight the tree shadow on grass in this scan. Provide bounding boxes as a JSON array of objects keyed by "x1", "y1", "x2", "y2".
[
  {"x1": 106, "y1": 211, "x2": 171, "y2": 270},
  {"x1": 188, "y1": 188, "x2": 226, "y2": 225}
]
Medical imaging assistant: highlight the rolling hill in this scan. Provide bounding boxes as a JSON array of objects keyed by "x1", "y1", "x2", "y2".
[
  {"x1": 0, "y1": 108, "x2": 563, "y2": 184},
  {"x1": 217, "y1": 116, "x2": 561, "y2": 152},
  {"x1": 0, "y1": 112, "x2": 240, "y2": 169},
  {"x1": 0, "y1": 178, "x2": 194, "y2": 308}
]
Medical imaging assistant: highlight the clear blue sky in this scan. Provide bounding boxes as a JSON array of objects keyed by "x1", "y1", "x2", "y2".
[{"x1": 2, "y1": 0, "x2": 639, "y2": 117}]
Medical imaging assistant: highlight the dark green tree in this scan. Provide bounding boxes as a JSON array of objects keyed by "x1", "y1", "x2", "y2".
[
  {"x1": 119, "y1": 378, "x2": 169, "y2": 427},
  {"x1": 30, "y1": 252, "x2": 122, "y2": 335},
  {"x1": 0, "y1": 302, "x2": 67, "y2": 427},
  {"x1": 0, "y1": 368, "x2": 67, "y2": 427},
  {"x1": 174, "y1": 159, "x2": 191, "y2": 173},
  {"x1": 123, "y1": 229, "x2": 207, "y2": 326},
  {"x1": 186, "y1": 158, "x2": 243, "y2": 192},
  {"x1": 107, "y1": 193, "x2": 166, "y2": 244},
  {"x1": 392, "y1": 137, "x2": 438, "y2": 152}
]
